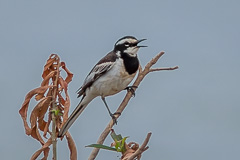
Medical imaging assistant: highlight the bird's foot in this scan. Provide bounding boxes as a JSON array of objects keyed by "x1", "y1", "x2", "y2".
[
  {"x1": 125, "y1": 86, "x2": 138, "y2": 97},
  {"x1": 110, "y1": 112, "x2": 121, "y2": 125}
]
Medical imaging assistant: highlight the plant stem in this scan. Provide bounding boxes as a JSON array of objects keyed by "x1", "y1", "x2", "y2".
[
  {"x1": 52, "y1": 102, "x2": 57, "y2": 160},
  {"x1": 51, "y1": 56, "x2": 60, "y2": 160}
]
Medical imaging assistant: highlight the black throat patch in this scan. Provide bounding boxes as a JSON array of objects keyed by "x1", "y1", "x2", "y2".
[{"x1": 121, "y1": 52, "x2": 139, "y2": 75}]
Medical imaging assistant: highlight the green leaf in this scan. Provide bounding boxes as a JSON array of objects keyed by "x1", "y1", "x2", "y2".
[
  {"x1": 115, "y1": 140, "x2": 121, "y2": 152},
  {"x1": 51, "y1": 109, "x2": 62, "y2": 116},
  {"x1": 111, "y1": 130, "x2": 123, "y2": 141},
  {"x1": 86, "y1": 144, "x2": 117, "y2": 152},
  {"x1": 120, "y1": 137, "x2": 128, "y2": 153}
]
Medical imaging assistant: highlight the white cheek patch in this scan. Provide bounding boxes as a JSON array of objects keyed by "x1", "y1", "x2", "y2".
[{"x1": 125, "y1": 47, "x2": 139, "y2": 57}]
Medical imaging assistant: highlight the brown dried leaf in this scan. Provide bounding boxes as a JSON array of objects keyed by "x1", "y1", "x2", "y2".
[
  {"x1": 121, "y1": 142, "x2": 140, "y2": 160},
  {"x1": 29, "y1": 96, "x2": 52, "y2": 141},
  {"x1": 46, "y1": 87, "x2": 53, "y2": 97},
  {"x1": 41, "y1": 70, "x2": 57, "y2": 87},
  {"x1": 30, "y1": 138, "x2": 52, "y2": 160},
  {"x1": 58, "y1": 76, "x2": 68, "y2": 92},
  {"x1": 43, "y1": 113, "x2": 51, "y2": 139},
  {"x1": 57, "y1": 92, "x2": 66, "y2": 106},
  {"x1": 42, "y1": 54, "x2": 59, "y2": 79},
  {"x1": 38, "y1": 119, "x2": 47, "y2": 132},
  {"x1": 31, "y1": 125, "x2": 45, "y2": 145},
  {"x1": 42, "y1": 90, "x2": 53, "y2": 138},
  {"x1": 42, "y1": 147, "x2": 50, "y2": 160},
  {"x1": 61, "y1": 62, "x2": 73, "y2": 84},
  {"x1": 58, "y1": 76, "x2": 71, "y2": 125},
  {"x1": 62, "y1": 92, "x2": 70, "y2": 126},
  {"x1": 38, "y1": 97, "x2": 52, "y2": 121},
  {"x1": 19, "y1": 85, "x2": 52, "y2": 135},
  {"x1": 30, "y1": 97, "x2": 51, "y2": 129},
  {"x1": 35, "y1": 93, "x2": 45, "y2": 101},
  {"x1": 128, "y1": 142, "x2": 139, "y2": 151},
  {"x1": 66, "y1": 132, "x2": 77, "y2": 160},
  {"x1": 36, "y1": 69, "x2": 56, "y2": 101}
]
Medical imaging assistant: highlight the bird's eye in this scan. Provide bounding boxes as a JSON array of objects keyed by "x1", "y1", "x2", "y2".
[{"x1": 124, "y1": 42, "x2": 130, "y2": 47}]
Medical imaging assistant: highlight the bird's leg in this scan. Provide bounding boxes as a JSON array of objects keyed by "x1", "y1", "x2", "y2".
[
  {"x1": 125, "y1": 86, "x2": 138, "y2": 97},
  {"x1": 101, "y1": 97, "x2": 121, "y2": 125}
]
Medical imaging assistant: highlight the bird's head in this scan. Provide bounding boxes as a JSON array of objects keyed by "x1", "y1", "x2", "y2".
[{"x1": 114, "y1": 36, "x2": 147, "y2": 57}]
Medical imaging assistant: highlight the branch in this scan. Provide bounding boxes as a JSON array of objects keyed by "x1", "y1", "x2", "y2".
[
  {"x1": 88, "y1": 51, "x2": 178, "y2": 160},
  {"x1": 149, "y1": 66, "x2": 179, "y2": 73},
  {"x1": 127, "y1": 132, "x2": 152, "y2": 160},
  {"x1": 51, "y1": 56, "x2": 61, "y2": 160}
]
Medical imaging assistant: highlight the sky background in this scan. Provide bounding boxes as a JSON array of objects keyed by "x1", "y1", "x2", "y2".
[{"x1": 0, "y1": 0, "x2": 240, "y2": 160}]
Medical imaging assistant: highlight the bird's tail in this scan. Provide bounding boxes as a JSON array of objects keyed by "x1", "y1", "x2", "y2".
[{"x1": 58, "y1": 98, "x2": 88, "y2": 137}]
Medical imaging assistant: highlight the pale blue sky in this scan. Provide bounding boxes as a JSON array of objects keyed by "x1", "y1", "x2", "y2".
[{"x1": 0, "y1": 0, "x2": 240, "y2": 160}]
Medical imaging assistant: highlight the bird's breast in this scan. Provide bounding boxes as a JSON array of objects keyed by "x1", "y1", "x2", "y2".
[{"x1": 90, "y1": 59, "x2": 137, "y2": 97}]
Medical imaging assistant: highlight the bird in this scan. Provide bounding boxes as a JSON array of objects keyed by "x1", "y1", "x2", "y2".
[{"x1": 58, "y1": 36, "x2": 146, "y2": 137}]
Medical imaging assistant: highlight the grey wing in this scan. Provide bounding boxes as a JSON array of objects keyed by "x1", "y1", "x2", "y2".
[{"x1": 76, "y1": 61, "x2": 115, "y2": 97}]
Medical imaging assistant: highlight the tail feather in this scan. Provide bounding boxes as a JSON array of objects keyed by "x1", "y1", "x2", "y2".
[{"x1": 58, "y1": 101, "x2": 87, "y2": 137}]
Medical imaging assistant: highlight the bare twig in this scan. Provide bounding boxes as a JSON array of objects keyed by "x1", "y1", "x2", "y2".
[
  {"x1": 51, "y1": 57, "x2": 61, "y2": 160},
  {"x1": 88, "y1": 51, "x2": 178, "y2": 160},
  {"x1": 149, "y1": 66, "x2": 179, "y2": 72},
  {"x1": 51, "y1": 102, "x2": 57, "y2": 160},
  {"x1": 127, "y1": 132, "x2": 152, "y2": 160},
  {"x1": 66, "y1": 132, "x2": 78, "y2": 160}
]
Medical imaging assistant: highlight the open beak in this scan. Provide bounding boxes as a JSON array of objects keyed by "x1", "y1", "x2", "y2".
[{"x1": 137, "y1": 39, "x2": 147, "y2": 48}]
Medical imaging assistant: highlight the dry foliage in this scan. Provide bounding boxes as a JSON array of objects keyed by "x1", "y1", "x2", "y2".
[{"x1": 19, "y1": 54, "x2": 76, "y2": 160}]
